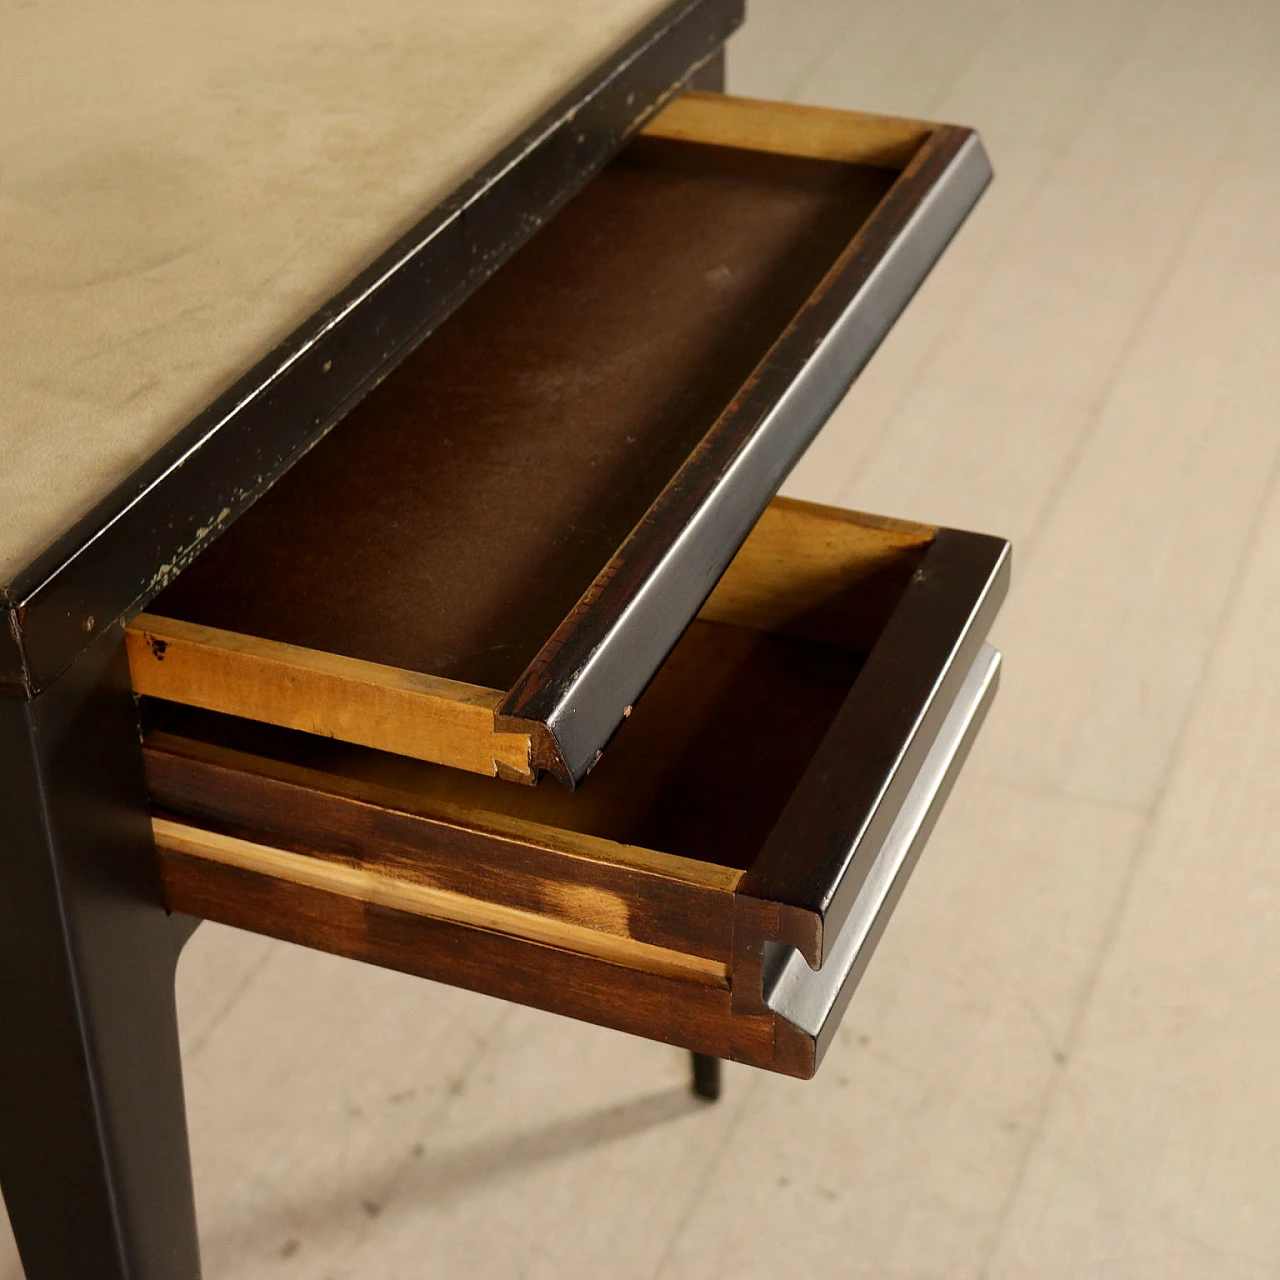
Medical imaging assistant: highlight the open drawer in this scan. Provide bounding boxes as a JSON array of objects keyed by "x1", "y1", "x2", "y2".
[
  {"x1": 127, "y1": 92, "x2": 991, "y2": 788},
  {"x1": 145, "y1": 498, "x2": 1009, "y2": 1078}
]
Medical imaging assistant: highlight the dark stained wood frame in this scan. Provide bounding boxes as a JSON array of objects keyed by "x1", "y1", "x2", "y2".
[
  {"x1": 145, "y1": 501, "x2": 1010, "y2": 1078},
  {"x1": 742, "y1": 527, "x2": 1010, "y2": 966}
]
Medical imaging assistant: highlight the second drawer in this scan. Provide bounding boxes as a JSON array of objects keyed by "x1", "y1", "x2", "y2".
[{"x1": 145, "y1": 497, "x2": 1008, "y2": 1078}]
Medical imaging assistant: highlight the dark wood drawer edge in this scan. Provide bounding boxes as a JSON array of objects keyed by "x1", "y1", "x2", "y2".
[
  {"x1": 155, "y1": 847, "x2": 760, "y2": 1063},
  {"x1": 741, "y1": 527, "x2": 1010, "y2": 966},
  {"x1": 144, "y1": 738, "x2": 740, "y2": 966},
  {"x1": 761, "y1": 642, "x2": 1001, "y2": 1076},
  {"x1": 500, "y1": 125, "x2": 993, "y2": 786}
]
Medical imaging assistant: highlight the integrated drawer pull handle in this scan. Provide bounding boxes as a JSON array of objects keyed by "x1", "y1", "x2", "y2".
[{"x1": 763, "y1": 644, "x2": 1001, "y2": 1043}]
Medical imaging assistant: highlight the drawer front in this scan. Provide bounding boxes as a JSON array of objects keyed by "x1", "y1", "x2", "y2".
[
  {"x1": 129, "y1": 92, "x2": 991, "y2": 788},
  {"x1": 762, "y1": 643, "x2": 1000, "y2": 1073},
  {"x1": 147, "y1": 499, "x2": 1009, "y2": 1078}
]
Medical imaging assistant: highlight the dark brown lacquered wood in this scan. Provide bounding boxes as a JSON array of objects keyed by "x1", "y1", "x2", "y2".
[
  {"x1": 739, "y1": 528, "x2": 1011, "y2": 966},
  {"x1": 145, "y1": 730, "x2": 742, "y2": 966},
  {"x1": 131, "y1": 95, "x2": 992, "y2": 786},
  {"x1": 144, "y1": 501, "x2": 1010, "y2": 1079},
  {"x1": 155, "y1": 846, "x2": 780, "y2": 1065},
  {"x1": 498, "y1": 121, "x2": 984, "y2": 776}
]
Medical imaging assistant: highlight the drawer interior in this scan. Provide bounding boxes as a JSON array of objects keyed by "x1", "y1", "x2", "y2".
[
  {"x1": 153, "y1": 623, "x2": 860, "y2": 876},
  {"x1": 130, "y1": 93, "x2": 987, "y2": 786},
  {"x1": 147, "y1": 139, "x2": 893, "y2": 697}
]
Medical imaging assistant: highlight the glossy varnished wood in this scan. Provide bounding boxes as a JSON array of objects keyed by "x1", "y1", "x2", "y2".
[
  {"x1": 154, "y1": 819, "x2": 729, "y2": 985},
  {"x1": 741, "y1": 526, "x2": 1011, "y2": 965},
  {"x1": 156, "y1": 842, "x2": 783, "y2": 1067},
  {"x1": 145, "y1": 724, "x2": 744, "y2": 966}
]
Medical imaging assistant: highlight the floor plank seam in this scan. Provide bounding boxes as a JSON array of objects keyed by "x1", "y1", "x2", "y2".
[
  {"x1": 180, "y1": 936, "x2": 281, "y2": 1062},
  {"x1": 978, "y1": 81, "x2": 1261, "y2": 591},
  {"x1": 958, "y1": 769, "x2": 1151, "y2": 816}
]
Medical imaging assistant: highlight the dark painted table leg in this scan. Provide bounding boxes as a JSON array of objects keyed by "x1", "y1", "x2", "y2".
[
  {"x1": 691, "y1": 1053, "x2": 722, "y2": 1102},
  {"x1": 0, "y1": 626, "x2": 201, "y2": 1278}
]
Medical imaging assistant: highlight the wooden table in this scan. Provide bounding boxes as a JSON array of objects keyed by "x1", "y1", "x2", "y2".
[{"x1": 0, "y1": 4, "x2": 738, "y2": 1274}]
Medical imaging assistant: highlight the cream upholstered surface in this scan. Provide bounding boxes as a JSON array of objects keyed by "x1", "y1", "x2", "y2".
[{"x1": 0, "y1": 0, "x2": 669, "y2": 585}]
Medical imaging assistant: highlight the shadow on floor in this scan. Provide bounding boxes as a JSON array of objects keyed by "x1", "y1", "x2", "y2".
[{"x1": 199, "y1": 1085, "x2": 711, "y2": 1269}]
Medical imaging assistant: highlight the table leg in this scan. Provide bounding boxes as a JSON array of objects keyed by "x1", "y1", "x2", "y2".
[
  {"x1": 0, "y1": 627, "x2": 201, "y2": 1278},
  {"x1": 691, "y1": 1052, "x2": 722, "y2": 1102}
]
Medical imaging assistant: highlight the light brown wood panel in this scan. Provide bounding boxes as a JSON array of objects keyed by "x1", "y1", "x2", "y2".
[
  {"x1": 699, "y1": 497, "x2": 935, "y2": 650},
  {"x1": 643, "y1": 90, "x2": 936, "y2": 168},
  {"x1": 128, "y1": 616, "x2": 534, "y2": 781}
]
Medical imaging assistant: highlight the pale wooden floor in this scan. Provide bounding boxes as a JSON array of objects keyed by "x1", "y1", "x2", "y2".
[{"x1": 7, "y1": 1, "x2": 1280, "y2": 1274}]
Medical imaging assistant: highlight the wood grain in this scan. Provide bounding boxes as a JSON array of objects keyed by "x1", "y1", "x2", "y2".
[
  {"x1": 144, "y1": 133, "x2": 889, "y2": 698},
  {"x1": 139, "y1": 508, "x2": 1007, "y2": 1075},
  {"x1": 699, "y1": 496, "x2": 935, "y2": 650},
  {"x1": 156, "y1": 844, "x2": 784, "y2": 1066},
  {"x1": 154, "y1": 818, "x2": 729, "y2": 986},
  {"x1": 147, "y1": 599, "x2": 866, "y2": 877},
  {"x1": 643, "y1": 90, "x2": 935, "y2": 169},
  {"x1": 495, "y1": 119, "x2": 978, "y2": 776},
  {"x1": 127, "y1": 615, "x2": 534, "y2": 781},
  {"x1": 145, "y1": 728, "x2": 742, "y2": 964}
]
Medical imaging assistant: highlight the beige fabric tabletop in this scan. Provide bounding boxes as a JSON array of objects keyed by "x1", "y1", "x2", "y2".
[{"x1": 0, "y1": 0, "x2": 670, "y2": 586}]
